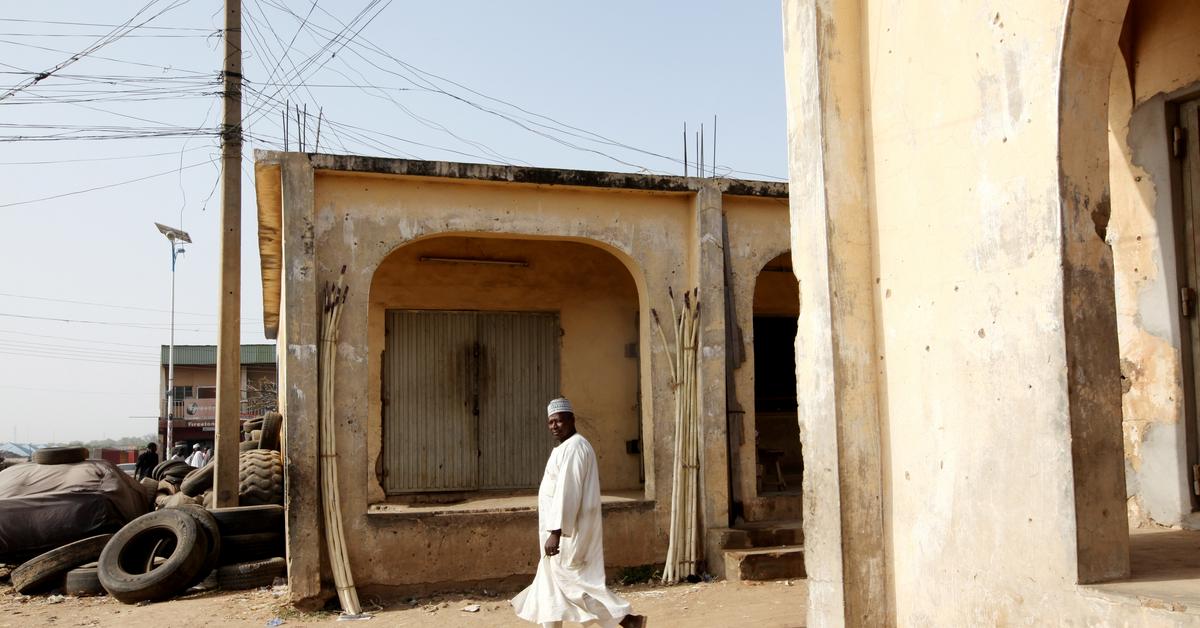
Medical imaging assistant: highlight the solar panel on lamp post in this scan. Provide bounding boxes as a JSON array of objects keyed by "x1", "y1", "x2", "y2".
[{"x1": 155, "y1": 222, "x2": 191, "y2": 458}]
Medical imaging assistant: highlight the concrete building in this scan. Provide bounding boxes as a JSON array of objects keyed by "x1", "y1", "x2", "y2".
[
  {"x1": 252, "y1": 152, "x2": 792, "y2": 602},
  {"x1": 783, "y1": 0, "x2": 1200, "y2": 624},
  {"x1": 158, "y1": 344, "x2": 277, "y2": 449},
  {"x1": 252, "y1": 1, "x2": 1200, "y2": 621}
]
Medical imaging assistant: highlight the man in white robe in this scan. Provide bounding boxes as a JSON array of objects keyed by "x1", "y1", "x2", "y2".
[{"x1": 512, "y1": 398, "x2": 646, "y2": 628}]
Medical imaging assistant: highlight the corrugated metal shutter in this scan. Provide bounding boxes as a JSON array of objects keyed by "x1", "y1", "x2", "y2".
[
  {"x1": 383, "y1": 311, "x2": 478, "y2": 493},
  {"x1": 478, "y1": 312, "x2": 560, "y2": 489},
  {"x1": 382, "y1": 310, "x2": 561, "y2": 494}
]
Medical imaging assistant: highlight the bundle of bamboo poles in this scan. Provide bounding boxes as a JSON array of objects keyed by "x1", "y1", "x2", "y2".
[
  {"x1": 319, "y1": 267, "x2": 363, "y2": 617},
  {"x1": 654, "y1": 287, "x2": 701, "y2": 584}
]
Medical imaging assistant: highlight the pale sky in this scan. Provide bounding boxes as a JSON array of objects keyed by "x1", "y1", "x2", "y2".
[{"x1": 0, "y1": 1, "x2": 787, "y2": 443}]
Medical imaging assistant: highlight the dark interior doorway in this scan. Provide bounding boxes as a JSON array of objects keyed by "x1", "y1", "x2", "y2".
[{"x1": 753, "y1": 315, "x2": 802, "y2": 494}]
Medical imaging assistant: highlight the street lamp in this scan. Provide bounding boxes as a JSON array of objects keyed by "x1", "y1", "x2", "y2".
[{"x1": 156, "y1": 222, "x2": 191, "y2": 457}]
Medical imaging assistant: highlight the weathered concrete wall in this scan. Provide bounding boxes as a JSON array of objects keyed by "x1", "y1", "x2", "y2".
[
  {"x1": 778, "y1": 0, "x2": 1200, "y2": 624},
  {"x1": 256, "y1": 158, "x2": 789, "y2": 594},
  {"x1": 366, "y1": 236, "x2": 642, "y2": 493},
  {"x1": 1108, "y1": 0, "x2": 1200, "y2": 528},
  {"x1": 725, "y1": 196, "x2": 800, "y2": 523}
]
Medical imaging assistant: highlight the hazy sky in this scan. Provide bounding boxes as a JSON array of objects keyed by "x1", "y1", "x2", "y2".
[{"x1": 0, "y1": 1, "x2": 787, "y2": 443}]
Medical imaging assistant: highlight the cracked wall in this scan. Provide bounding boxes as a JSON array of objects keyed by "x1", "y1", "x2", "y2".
[{"x1": 1108, "y1": 0, "x2": 1200, "y2": 528}]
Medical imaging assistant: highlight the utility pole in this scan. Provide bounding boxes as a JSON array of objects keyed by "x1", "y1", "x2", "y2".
[{"x1": 213, "y1": 0, "x2": 242, "y2": 508}]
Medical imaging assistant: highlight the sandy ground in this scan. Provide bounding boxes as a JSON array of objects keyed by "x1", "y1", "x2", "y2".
[{"x1": 0, "y1": 578, "x2": 807, "y2": 627}]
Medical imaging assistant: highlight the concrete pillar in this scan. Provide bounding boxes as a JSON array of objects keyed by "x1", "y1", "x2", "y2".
[
  {"x1": 693, "y1": 181, "x2": 732, "y2": 572},
  {"x1": 783, "y1": 0, "x2": 887, "y2": 625},
  {"x1": 1059, "y1": 0, "x2": 1132, "y2": 583},
  {"x1": 277, "y1": 153, "x2": 324, "y2": 606}
]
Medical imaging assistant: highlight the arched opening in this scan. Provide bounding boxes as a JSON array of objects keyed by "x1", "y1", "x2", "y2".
[
  {"x1": 1102, "y1": 0, "x2": 1200, "y2": 595},
  {"x1": 367, "y1": 235, "x2": 644, "y2": 498},
  {"x1": 751, "y1": 252, "x2": 802, "y2": 501},
  {"x1": 1065, "y1": 0, "x2": 1200, "y2": 592}
]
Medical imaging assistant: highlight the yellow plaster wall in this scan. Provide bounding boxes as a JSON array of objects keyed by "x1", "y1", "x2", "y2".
[
  {"x1": 723, "y1": 197, "x2": 797, "y2": 522},
  {"x1": 1130, "y1": 0, "x2": 1200, "y2": 104},
  {"x1": 860, "y1": 1, "x2": 1081, "y2": 618},
  {"x1": 367, "y1": 235, "x2": 642, "y2": 491},
  {"x1": 1107, "y1": 0, "x2": 1200, "y2": 527},
  {"x1": 307, "y1": 170, "x2": 697, "y2": 587}
]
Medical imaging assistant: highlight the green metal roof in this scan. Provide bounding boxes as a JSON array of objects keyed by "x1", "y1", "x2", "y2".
[{"x1": 159, "y1": 344, "x2": 276, "y2": 366}]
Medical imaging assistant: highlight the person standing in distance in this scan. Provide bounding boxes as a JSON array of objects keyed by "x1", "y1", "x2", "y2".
[
  {"x1": 134, "y1": 442, "x2": 158, "y2": 480},
  {"x1": 512, "y1": 397, "x2": 646, "y2": 628}
]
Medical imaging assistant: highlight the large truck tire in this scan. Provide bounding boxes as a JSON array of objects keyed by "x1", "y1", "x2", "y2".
[
  {"x1": 170, "y1": 504, "x2": 221, "y2": 588},
  {"x1": 239, "y1": 440, "x2": 260, "y2": 452},
  {"x1": 97, "y1": 510, "x2": 208, "y2": 604},
  {"x1": 207, "y1": 505, "x2": 283, "y2": 535},
  {"x1": 238, "y1": 450, "x2": 283, "y2": 506},
  {"x1": 32, "y1": 446, "x2": 88, "y2": 465},
  {"x1": 11, "y1": 534, "x2": 113, "y2": 594},
  {"x1": 216, "y1": 557, "x2": 285, "y2": 590}
]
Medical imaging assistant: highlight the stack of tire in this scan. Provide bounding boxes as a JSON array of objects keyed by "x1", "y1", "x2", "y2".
[
  {"x1": 240, "y1": 411, "x2": 281, "y2": 452},
  {"x1": 10, "y1": 504, "x2": 286, "y2": 600},
  {"x1": 151, "y1": 459, "x2": 195, "y2": 509},
  {"x1": 7, "y1": 415, "x2": 288, "y2": 602}
]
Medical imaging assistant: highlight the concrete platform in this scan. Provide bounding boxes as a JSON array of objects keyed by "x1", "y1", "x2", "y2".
[
  {"x1": 723, "y1": 545, "x2": 806, "y2": 583},
  {"x1": 1083, "y1": 528, "x2": 1200, "y2": 616}
]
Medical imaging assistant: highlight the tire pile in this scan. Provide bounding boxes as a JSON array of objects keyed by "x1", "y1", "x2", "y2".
[{"x1": 2, "y1": 412, "x2": 287, "y2": 603}]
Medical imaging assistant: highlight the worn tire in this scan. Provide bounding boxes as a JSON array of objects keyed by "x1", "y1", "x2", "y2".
[
  {"x1": 97, "y1": 509, "x2": 208, "y2": 604},
  {"x1": 239, "y1": 440, "x2": 260, "y2": 452},
  {"x1": 64, "y1": 564, "x2": 104, "y2": 597},
  {"x1": 153, "y1": 460, "x2": 190, "y2": 482},
  {"x1": 157, "y1": 479, "x2": 178, "y2": 495},
  {"x1": 11, "y1": 534, "x2": 113, "y2": 594},
  {"x1": 180, "y1": 462, "x2": 214, "y2": 497},
  {"x1": 249, "y1": 429, "x2": 263, "y2": 442},
  {"x1": 216, "y1": 557, "x2": 285, "y2": 591},
  {"x1": 238, "y1": 450, "x2": 283, "y2": 506},
  {"x1": 218, "y1": 532, "x2": 283, "y2": 566},
  {"x1": 171, "y1": 505, "x2": 221, "y2": 588},
  {"x1": 32, "y1": 446, "x2": 88, "y2": 465},
  {"x1": 162, "y1": 493, "x2": 198, "y2": 508},
  {"x1": 207, "y1": 505, "x2": 283, "y2": 535},
  {"x1": 258, "y1": 411, "x2": 282, "y2": 452}
]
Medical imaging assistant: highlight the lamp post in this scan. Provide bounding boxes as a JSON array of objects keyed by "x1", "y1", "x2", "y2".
[{"x1": 156, "y1": 223, "x2": 191, "y2": 457}]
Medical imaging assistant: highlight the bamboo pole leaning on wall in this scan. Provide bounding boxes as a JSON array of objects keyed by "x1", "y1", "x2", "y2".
[
  {"x1": 319, "y1": 267, "x2": 364, "y2": 617},
  {"x1": 654, "y1": 287, "x2": 701, "y2": 584}
]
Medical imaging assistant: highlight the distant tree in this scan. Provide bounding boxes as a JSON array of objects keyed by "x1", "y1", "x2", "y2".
[{"x1": 243, "y1": 379, "x2": 279, "y2": 416}]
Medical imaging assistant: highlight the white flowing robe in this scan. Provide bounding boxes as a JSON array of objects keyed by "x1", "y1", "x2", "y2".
[{"x1": 512, "y1": 433, "x2": 632, "y2": 626}]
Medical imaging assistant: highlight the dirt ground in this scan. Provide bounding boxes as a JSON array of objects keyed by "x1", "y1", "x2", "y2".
[{"x1": 0, "y1": 578, "x2": 807, "y2": 627}]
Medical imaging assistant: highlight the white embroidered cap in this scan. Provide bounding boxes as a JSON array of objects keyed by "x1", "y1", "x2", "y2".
[{"x1": 547, "y1": 397, "x2": 574, "y2": 417}]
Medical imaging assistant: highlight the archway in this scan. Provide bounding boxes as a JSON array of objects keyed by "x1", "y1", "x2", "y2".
[
  {"x1": 366, "y1": 235, "x2": 644, "y2": 498},
  {"x1": 750, "y1": 252, "x2": 802, "y2": 505}
]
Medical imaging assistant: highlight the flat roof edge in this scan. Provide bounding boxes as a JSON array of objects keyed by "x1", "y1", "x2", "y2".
[{"x1": 252, "y1": 150, "x2": 788, "y2": 198}]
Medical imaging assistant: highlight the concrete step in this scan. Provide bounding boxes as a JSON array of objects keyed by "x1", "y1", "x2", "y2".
[
  {"x1": 712, "y1": 520, "x2": 804, "y2": 550},
  {"x1": 723, "y1": 545, "x2": 806, "y2": 583}
]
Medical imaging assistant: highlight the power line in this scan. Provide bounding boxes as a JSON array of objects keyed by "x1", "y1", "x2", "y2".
[
  {"x1": 0, "y1": 157, "x2": 217, "y2": 208},
  {"x1": 0, "y1": 384, "x2": 158, "y2": 396},
  {"x1": 0, "y1": 312, "x2": 214, "y2": 331},
  {"x1": 0, "y1": 0, "x2": 191, "y2": 102},
  {"x1": 0, "y1": 348, "x2": 159, "y2": 367},
  {"x1": 0, "y1": 18, "x2": 215, "y2": 32},
  {"x1": 0, "y1": 292, "x2": 263, "y2": 321},
  {"x1": 0, "y1": 329, "x2": 157, "y2": 348},
  {"x1": 0, "y1": 145, "x2": 211, "y2": 166},
  {"x1": 0, "y1": 338, "x2": 159, "y2": 361}
]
